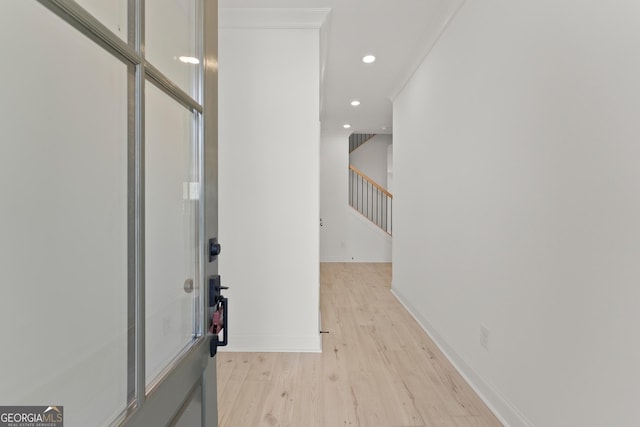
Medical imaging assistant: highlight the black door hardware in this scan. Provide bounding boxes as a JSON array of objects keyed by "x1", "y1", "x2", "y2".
[
  {"x1": 209, "y1": 274, "x2": 228, "y2": 357},
  {"x1": 208, "y1": 238, "x2": 221, "y2": 262}
]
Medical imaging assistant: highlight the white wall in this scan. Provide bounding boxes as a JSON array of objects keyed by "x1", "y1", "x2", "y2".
[
  {"x1": 320, "y1": 134, "x2": 391, "y2": 262},
  {"x1": 393, "y1": 1, "x2": 640, "y2": 426},
  {"x1": 219, "y1": 25, "x2": 321, "y2": 352},
  {"x1": 350, "y1": 134, "x2": 392, "y2": 189},
  {"x1": 345, "y1": 209, "x2": 392, "y2": 262},
  {"x1": 320, "y1": 135, "x2": 348, "y2": 261}
]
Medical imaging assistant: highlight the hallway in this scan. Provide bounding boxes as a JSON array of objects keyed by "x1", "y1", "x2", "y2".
[{"x1": 217, "y1": 263, "x2": 501, "y2": 426}]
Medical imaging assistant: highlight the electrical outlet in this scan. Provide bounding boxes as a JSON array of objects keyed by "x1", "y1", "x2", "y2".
[{"x1": 480, "y1": 325, "x2": 490, "y2": 350}]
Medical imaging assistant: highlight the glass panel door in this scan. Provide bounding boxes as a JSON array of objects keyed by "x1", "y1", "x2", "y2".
[
  {"x1": 146, "y1": 0, "x2": 198, "y2": 97},
  {"x1": 145, "y1": 82, "x2": 199, "y2": 387},
  {"x1": 2, "y1": 1, "x2": 217, "y2": 425},
  {"x1": 74, "y1": 0, "x2": 128, "y2": 40},
  {"x1": 0, "y1": 2, "x2": 128, "y2": 426}
]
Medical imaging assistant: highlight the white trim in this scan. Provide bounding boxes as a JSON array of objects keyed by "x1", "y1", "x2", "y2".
[
  {"x1": 320, "y1": 257, "x2": 391, "y2": 263},
  {"x1": 220, "y1": 8, "x2": 331, "y2": 29},
  {"x1": 388, "y1": 0, "x2": 467, "y2": 102},
  {"x1": 391, "y1": 286, "x2": 534, "y2": 427},
  {"x1": 220, "y1": 334, "x2": 322, "y2": 353},
  {"x1": 320, "y1": 256, "x2": 348, "y2": 263}
]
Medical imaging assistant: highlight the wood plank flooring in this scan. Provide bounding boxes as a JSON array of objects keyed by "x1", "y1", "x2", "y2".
[{"x1": 217, "y1": 263, "x2": 502, "y2": 427}]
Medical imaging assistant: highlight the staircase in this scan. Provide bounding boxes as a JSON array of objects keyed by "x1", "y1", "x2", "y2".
[
  {"x1": 349, "y1": 165, "x2": 392, "y2": 235},
  {"x1": 349, "y1": 133, "x2": 376, "y2": 153},
  {"x1": 348, "y1": 133, "x2": 393, "y2": 235}
]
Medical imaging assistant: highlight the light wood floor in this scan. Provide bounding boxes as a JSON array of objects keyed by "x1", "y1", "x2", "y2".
[{"x1": 217, "y1": 263, "x2": 502, "y2": 427}]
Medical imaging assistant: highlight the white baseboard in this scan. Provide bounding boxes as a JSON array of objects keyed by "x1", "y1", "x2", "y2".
[
  {"x1": 391, "y1": 286, "x2": 534, "y2": 427},
  {"x1": 220, "y1": 333, "x2": 322, "y2": 353},
  {"x1": 319, "y1": 258, "x2": 392, "y2": 263},
  {"x1": 319, "y1": 255, "x2": 348, "y2": 262}
]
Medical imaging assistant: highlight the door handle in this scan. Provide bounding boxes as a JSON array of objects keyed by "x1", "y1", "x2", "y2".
[
  {"x1": 208, "y1": 275, "x2": 228, "y2": 306},
  {"x1": 209, "y1": 275, "x2": 229, "y2": 357}
]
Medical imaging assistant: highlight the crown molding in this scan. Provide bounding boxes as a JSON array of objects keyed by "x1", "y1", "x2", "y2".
[
  {"x1": 220, "y1": 8, "x2": 331, "y2": 29},
  {"x1": 388, "y1": 0, "x2": 466, "y2": 102}
]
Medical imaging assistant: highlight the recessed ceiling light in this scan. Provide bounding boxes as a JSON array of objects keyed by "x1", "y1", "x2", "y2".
[
  {"x1": 350, "y1": 100, "x2": 361, "y2": 106},
  {"x1": 343, "y1": 124, "x2": 352, "y2": 129},
  {"x1": 362, "y1": 55, "x2": 376, "y2": 64},
  {"x1": 179, "y1": 56, "x2": 200, "y2": 64}
]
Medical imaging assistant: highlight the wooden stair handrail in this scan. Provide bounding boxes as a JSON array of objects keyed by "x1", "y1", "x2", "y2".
[{"x1": 349, "y1": 165, "x2": 393, "y2": 198}]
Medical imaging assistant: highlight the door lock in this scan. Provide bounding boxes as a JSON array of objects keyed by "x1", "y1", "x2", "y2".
[{"x1": 208, "y1": 238, "x2": 221, "y2": 262}]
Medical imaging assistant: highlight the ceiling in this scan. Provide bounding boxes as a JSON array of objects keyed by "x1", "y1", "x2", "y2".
[{"x1": 218, "y1": 0, "x2": 464, "y2": 137}]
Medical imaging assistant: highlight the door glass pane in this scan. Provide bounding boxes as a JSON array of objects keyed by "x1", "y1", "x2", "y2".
[
  {"x1": 0, "y1": 2, "x2": 128, "y2": 426},
  {"x1": 75, "y1": 0, "x2": 127, "y2": 41},
  {"x1": 146, "y1": 0, "x2": 198, "y2": 96},
  {"x1": 145, "y1": 83, "x2": 198, "y2": 387}
]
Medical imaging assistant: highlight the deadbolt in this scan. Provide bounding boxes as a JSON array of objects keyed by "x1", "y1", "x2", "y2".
[{"x1": 184, "y1": 278, "x2": 194, "y2": 293}]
